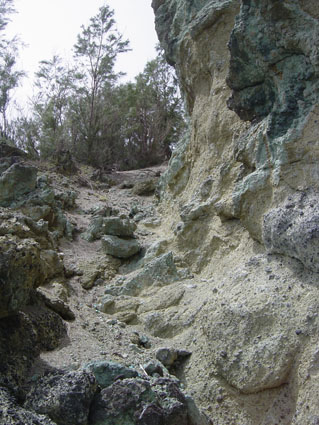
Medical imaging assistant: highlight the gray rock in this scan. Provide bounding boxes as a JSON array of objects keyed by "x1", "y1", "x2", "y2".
[
  {"x1": 143, "y1": 361, "x2": 165, "y2": 377},
  {"x1": 263, "y1": 191, "x2": 319, "y2": 272},
  {"x1": 101, "y1": 235, "x2": 141, "y2": 259},
  {"x1": 36, "y1": 288, "x2": 75, "y2": 321},
  {"x1": 156, "y1": 347, "x2": 192, "y2": 367},
  {"x1": 101, "y1": 217, "x2": 137, "y2": 237},
  {"x1": 105, "y1": 252, "x2": 179, "y2": 296},
  {"x1": 21, "y1": 204, "x2": 51, "y2": 221},
  {"x1": 0, "y1": 163, "x2": 37, "y2": 207},
  {"x1": 24, "y1": 370, "x2": 97, "y2": 425},
  {"x1": 82, "y1": 216, "x2": 136, "y2": 242},
  {"x1": 89, "y1": 377, "x2": 191, "y2": 425},
  {"x1": 132, "y1": 178, "x2": 157, "y2": 196},
  {"x1": 84, "y1": 361, "x2": 138, "y2": 389},
  {"x1": 97, "y1": 295, "x2": 115, "y2": 313},
  {"x1": 156, "y1": 347, "x2": 179, "y2": 367}
]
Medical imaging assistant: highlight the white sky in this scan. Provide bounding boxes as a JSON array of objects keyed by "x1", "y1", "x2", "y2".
[{"x1": 6, "y1": 0, "x2": 159, "y2": 109}]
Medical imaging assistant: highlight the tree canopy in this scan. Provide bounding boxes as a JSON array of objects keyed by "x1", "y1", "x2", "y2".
[{"x1": 6, "y1": 2, "x2": 186, "y2": 170}]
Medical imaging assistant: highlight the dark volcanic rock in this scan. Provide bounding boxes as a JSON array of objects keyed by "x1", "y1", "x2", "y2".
[
  {"x1": 0, "y1": 387, "x2": 56, "y2": 425},
  {"x1": 263, "y1": 191, "x2": 319, "y2": 272},
  {"x1": 24, "y1": 370, "x2": 97, "y2": 425},
  {"x1": 227, "y1": 0, "x2": 319, "y2": 138},
  {"x1": 0, "y1": 306, "x2": 66, "y2": 394},
  {"x1": 85, "y1": 361, "x2": 138, "y2": 389},
  {"x1": 89, "y1": 377, "x2": 191, "y2": 425}
]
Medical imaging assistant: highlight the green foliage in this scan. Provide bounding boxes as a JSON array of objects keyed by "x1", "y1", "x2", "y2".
[
  {"x1": 32, "y1": 55, "x2": 75, "y2": 157},
  {"x1": 11, "y1": 3, "x2": 186, "y2": 171},
  {"x1": 9, "y1": 116, "x2": 39, "y2": 158},
  {"x1": 0, "y1": 0, "x2": 14, "y2": 35},
  {"x1": 120, "y1": 48, "x2": 186, "y2": 169},
  {"x1": 0, "y1": 0, "x2": 24, "y2": 137},
  {"x1": 72, "y1": 4, "x2": 130, "y2": 164}
]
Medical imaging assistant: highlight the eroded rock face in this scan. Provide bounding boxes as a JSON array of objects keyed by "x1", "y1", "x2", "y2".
[
  {"x1": 152, "y1": 0, "x2": 319, "y2": 423},
  {"x1": 0, "y1": 210, "x2": 64, "y2": 318},
  {"x1": 0, "y1": 306, "x2": 66, "y2": 394}
]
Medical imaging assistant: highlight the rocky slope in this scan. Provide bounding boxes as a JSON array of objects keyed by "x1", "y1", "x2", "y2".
[{"x1": 0, "y1": 149, "x2": 211, "y2": 425}]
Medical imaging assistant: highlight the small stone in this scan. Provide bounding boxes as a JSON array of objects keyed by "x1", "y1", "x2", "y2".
[
  {"x1": 156, "y1": 347, "x2": 178, "y2": 366},
  {"x1": 84, "y1": 361, "x2": 138, "y2": 388},
  {"x1": 101, "y1": 235, "x2": 141, "y2": 259},
  {"x1": 143, "y1": 361, "x2": 164, "y2": 377}
]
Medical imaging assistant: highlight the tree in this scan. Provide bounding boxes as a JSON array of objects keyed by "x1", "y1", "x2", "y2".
[
  {"x1": 10, "y1": 115, "x2": 39, "y2": 158},
  {"x1": 0, "y1": 0, "x2": 14, "y2": 34},
  {"x1": 72, "y1": 4, "x2": 130, "y2": 165},
  {"x1": 32, "y1": 55, "x2": 75, "y2": 157},
  {"x1": 119, "y1": 48, "x2": 186, "y2": 169},
  {"x1": 0, "y1": 0, "x2": 24, "y2": 138}
]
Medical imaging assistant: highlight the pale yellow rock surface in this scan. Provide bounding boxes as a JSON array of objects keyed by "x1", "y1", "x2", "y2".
[{"x1": 149, "y1": 0, "x2": 319, "y2": 423}]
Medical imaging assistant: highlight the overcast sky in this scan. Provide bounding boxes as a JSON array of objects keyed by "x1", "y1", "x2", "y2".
[{"x1": 7, "y1": 0, "x2": 159, "y2": 108}]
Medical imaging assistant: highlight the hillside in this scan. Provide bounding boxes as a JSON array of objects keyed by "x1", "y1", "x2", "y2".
[{"x1": 1, "y1": 1, "x2": 319, "y2": 424}]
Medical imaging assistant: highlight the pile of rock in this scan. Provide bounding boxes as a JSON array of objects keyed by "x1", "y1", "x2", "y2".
[{"x1": 83, "y1": 210, "x2": 141, "y2": 259}]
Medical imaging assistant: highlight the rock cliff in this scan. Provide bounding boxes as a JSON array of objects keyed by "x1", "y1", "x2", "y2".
[{"x1": 152, "y1": 0, "x2": 319, "y2": 423}]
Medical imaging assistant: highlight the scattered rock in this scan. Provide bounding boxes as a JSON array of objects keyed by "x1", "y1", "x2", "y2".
[
  {"x1": 156, "y1": 347, "x2": 192, "y2": 368},
  {"x1": 101, "y1": 235, "x2": 141, "y2": 259},
  {"x1": 132, "y1": 178, "x2": 157, "y2": 196},
  {"x1": 143, "y1": 361, "x2": 165, "y2": 377}
]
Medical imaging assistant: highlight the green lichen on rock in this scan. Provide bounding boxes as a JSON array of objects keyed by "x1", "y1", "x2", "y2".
[
  {"x1": 0, "y1": 163, "x2": 37, "y2": 207},
  {"x1": 101, "y1": 235, "x2": 141, "y2": 259},
  {"x1": 84, "y1": 361, "x2": 138, "y2": 388}
]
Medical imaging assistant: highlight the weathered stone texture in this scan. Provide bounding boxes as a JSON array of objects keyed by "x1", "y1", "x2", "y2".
[{"x1": 152, "y1": 0, "x2": 319, "y2": 423}]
